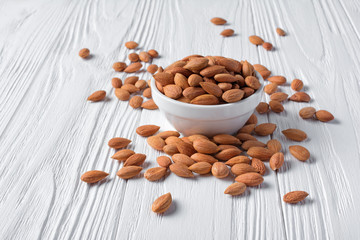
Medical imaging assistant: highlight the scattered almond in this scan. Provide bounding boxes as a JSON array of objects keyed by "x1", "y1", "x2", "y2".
[
  {"x1": 188, "y1": 162, "x2": 212, "y2": 174},
  {"x1": 144, "y1": 167, "x2": 167, "y2": 181},
  {"x1": 262, "y1": 42, "x2": 273, "y2": 51},
  {"x1": 291, "y1": 79, "x2": 303, "y2": 91},
  {"x1": 247, "y1": 147, "x2": 273, "y2": 161},
  {"x1": 210, "y1": 17, "x2": 227, "y2": 25},
  {"x1": 147, "y1": 64, "x2": 158, "y2": 74},
  {"x1": 157, "y1": 131, "x2": 180, "y2": 139},
  {"x1": 79, "y1": 48, "x2": 90, "y2": 58},
  {"x1": 148, "y1": 49, "x2": 159, "y2": 58},
  {"x1": 147, "y1": 136, "x2": 166, "y2": 151},
  {"x1": 225, "y1": 156, "x2": 250, "y2": 166},
  {"x1": 254, "y1": 123, "x2": 277, "y2": 136},
  {"x1": 213, "y1": 134, "x2": 241, "y2": 145},
  {"x1": 81, "y1": 170, "x2": 109, "y2": 183},
  {"x1": 143, "y1": 88, "x2": 152, "y2": 98},
  {"x1": 231, "y1": 163, "x2": 258, "y2": 176},
  {"x1": 289, "y1": 92, "x2": 310, "y2": 102},
  {"x1": 139, "y1": 51, "x2": 151, "y2": 62},
  {"x1": 212, "y1": 162, "x2": 230, "y2": 178},
  {"x1": 176, "y1": 140, "x2": 197, "y2": 156},
  {"x1": 113, "y1": 62, "x2": 127, "y2": 72},
  {"x1": 264, "y1": 83, "x2": 278, "y2": 95},
  {"x1": 117, "y1": 166, "x2": 142, "y2": 179},
  {"x1": 112, "y1": 149, "x2": 135, "y2": 161},
  {"x1": 169, "y1": 163, "x2": 194, "y2": 178},
  {"x1": 249, "y1": 35, "x2": 264, "y2": 45},
  {"x1": 283, "y1": 191, "x2": 309, "y2": 204},
  {"x1": 215, "y1": 148, "x2": 242, "y2": 161},
  {"x1": 221, "y1": 29, "x2": 234, "y2": 37},
  {"x1": 152, "y1": 193, "x2": 172, "y2": 213},
  {"x1": 238, "y1": 124, "x2": 256, "y2": 134},
  {"x1": 251, "y1": 158, "x2": 266, "y2": 175},
  {"x1": 191, "y1": 153, "x2": 218, "y2": 164},
  {"x1": 315, "y1": 110, "x2": 334, "y2": 122},
  {"x1": 224, "y1": 182, "x2": 246, "y2": 196},
  {"x1": 124, "y1": 62, "x2": 142, "y2": 73},
  {"x1": 193, "y1": 138, "x2": 219, "y2": 154},
  {"x1": 108, "y1": 137, "x2": 131, "y2": 149},
  {"x1": 235, "y1": 172, "x2": 264, "y2": 186},
  {"x1": 269, "y1": 100, "x2": 284, "y2": 113},
  {"x1": 128, "y1": 52, "x2": 139, "y2": 62},
  {"x1": 124, "y1": 153, "x2": 146, "y2": 167},
  {"x1": 241, "y1": 140, "x2": 266, "y2": 150},
  {"x1": 269, "y1": 152, "x2": 284, "y2": 171},
  {"x1": 299, "y1": 107, "x2": 316, "y2": 119},
  {"x1": 270, "y1": 92, "x2": 288, "y2": 102},
  {"x1": 172, "y1": 154, "x2": 195, "y2": 167},
  {"x1": 163, "y1": 144, "x2": 179, "y2": 156},
  {"x1": 282, "y1": 129, "x2": 307, "y2": 142},
  {"x1": 115, "y1": 88, "x2": 130, "y2": 101},
  {"x1": 142, "y1": 99, "x2": 158, "y2": 110},
  {"x1": 268, "y1": 76, "x2": 286, "y2": 85},
  {"x1": 276, "y1": 28, "x2": 286, "y2": 36},
  {"x1": 267, "y1": 139, "x2": 282, "y2": 153},
  {"x1": 256, "y1": 102, "x2": 269, "y2": 114},
  {"x1": 289, "y1": 145, "x2": 310, "y2": 161},
  {"x1": 112, "y1": 77, "x2": 122, "y2": 88},
  {"x1": 129, "y1": 96, "x2": 143, "y2": 109},
  {"x1": 122, "y1": 84, "x2": 139, "y2": 93},
  {"x1": 125, "y1": 41, "x2": 138, "y2": 49},
  {"x1": 157, "y1": 156, "x2": 172, "y2": 168},
  {"x1": 87, "y1": 90, "x2": 106, "y2": 102}
]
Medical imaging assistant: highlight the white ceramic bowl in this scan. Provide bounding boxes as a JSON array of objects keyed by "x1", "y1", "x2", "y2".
[{"x1": 151, "y1": 71, "x2": 264, "y2": 136}]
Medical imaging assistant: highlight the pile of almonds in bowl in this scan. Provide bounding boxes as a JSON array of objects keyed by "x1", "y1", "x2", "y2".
[{"x1": 153, "y1": 56, "x2": 262, "y2": 105}]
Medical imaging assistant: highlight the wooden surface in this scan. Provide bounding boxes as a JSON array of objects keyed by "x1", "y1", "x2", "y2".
[{"x1": 0, "y1": 0, "x2": 360, "y2": 239}]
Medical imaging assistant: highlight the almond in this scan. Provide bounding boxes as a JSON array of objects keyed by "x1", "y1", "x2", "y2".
[
  {"x1": 235, "y1": 172, "x2": 264, "y2": 186},
  {"x1": 282, "y1": 129, "x2": 307, "y2": 142},
  {"x1": 210, "y1": 17, "x2": 227, "y2": 25},
  {"x1": 262, "y1": 42, "x2": 273, "y2": 51},
  {"x1": 253, "y1": 64, "x2": 269, "y2": 72},
  {"x1": 269, "y1": 152, "x2": 284, "y2": 171},
  {"x1": 270, "y1": 92, "x2": 288, "y2": 102},
  {"x1": 125, "y1": 41, "x2": 138, "y2": 49},
  {"x1": 264, "y1": 83, "x2": 278, "y2": 95},
  {"x1": 191, "y1": 153, "x2": 218, "y2": 164},
  {"x1": 213, "y1": 134, "x2": 241, "y2": 145},
  {"x1": 176, "y1": 140, "x2": 197, "y2": 156},
  {"x1": 148, "y1": 49, "x2": 159, "y2": 58},
  {"x1": 169, "y1": 163, "x2": 194, "y2": 178},
  {"x1": 112, "y1": 149, "x2": 135, "y2": 161},
  {"x1": 258, "y1": 70, "x2": 271, "y2": 80},
  {"x1": 267, "y1": 76, "x2": 286, "y2": 85},
  {"x1": 112, "y1": 77, "x2": 123, "y2": 88},
  {"x1": 217, "y1": 58, "x2": 242, "y2": 72},
  {"x1": 236, "y1": 133, "x2": 257, "y2": 142},
  {"x1": 125, "y1": 76, "x2": 139, "y2": 84},
  {"x1": 129, "y1": 96, "x2": 143, "y2": 109},
  {"x1": 247, "y1": 147, "x2": 273, "y2": 160},
  {"x1": 124, "y1": 62, "x2": 142, "y2": 73},
  {"x1": 169, "y1": 67, "x2": 193, "y2": 77},
  {"x1": 184, "y1": 57, "x2": 209, "y2": 72},
  {"x1": 163, "y1": 84, "x2": 182, "y2": 99},
  {"x1": 113, "y1": 62, "x2": 127, "y2": 72},
  {"x1": 238, "y1": 124, "x2": 256, "y2": 134},
  {"x1": 128, "y1": 52, "x2": 139, "y2": 62},
  {"x1": 231, "y1": 163, "x2": 258, "y2": 176},
  {"x1": 124, "y1": 153, "x2": 146, "y2": 167},
  {"x1": 143, "y1": 88, "x2": 152, "y2": 98},
  {"x1": 79, "y1": 48, "x2": 90, "y2": 58},
  {"x1": 225, "y1": 156, "x2": 250, "y2": 166},
  {"x1": 136, "y1": 125, "x2": 160, "y2": 137},
  {"x1": 108, "y1": 137, "x2": 131, "y2": 149},
  {"x1": 165, "y1": 136, "x2": 182, "y2": 145},
  {"x1": 188, "y1": 162, "x2": 212, "y2": 174},
  {"x1": 218, "y1": 145, "x2": 241, "y2": 151},
  {"x1": 121, "y1": 84, "x2": 140, "y2": 93},
  {"x1": 165, "y1": 60, "x2": 186, "y2": 71},
  {"x1": 241, "y1": 140, "x2": 266, "y2": 150},
  {"x1": 163, "y1": 144, "x2": 179, "y2": 156},
  {"x1": 291, "y1": 79, "x2": 303, "y2": 91},
  {"x1": 139, "y1": 51, "x2": 151, "y2": 62},
  {"x1": 224, "y1": 182, "x2": 246, "y2": 196},
  {"x1": 87, "y1": 90, "x2": 106, "y2": 102},
  {"x1": 283, "y1": 191, "x2": 309, "y2": 204},
  {"x1": 193, "y1": 138, "x2": 219, "y2": 154},
  {"x1": 187, "y1": 134, "x2": 209, "y2": 143},
  {"x1": 215, "y1": 148, "x2": 242, "y2": 161},
  {"x1": 141, "y1": 99, "x2": 158, "y2": 110},
  {"x1": 315, "y1": 110, "x2": 334, "y2": 122},
  {"x1": 212, "y1": 162, "x2": 229, "y2": 178},
  {"x1": 218, "y1": 83, "x2": 232, "y2": 91},
  {"x1": 289, "y1": 92, "x2": 310, "y2": 102},
  {"x1": 242, "y1": 87, "x2": 255, "y2": 98},
  {"x1": 154, "y1": 72, "x2": 175, "y2": 86},
  {"x1": 251, "y1": 158, "x2": 266, "y2": 175},
  {"x1": 249, "y1": 35, "x2": 264, "y2": 45},
  {"x1": 188, "y1": 74, "x2": 203, "y2": 87},
  {"x1": 222, "y1": 89, "x2": 245, "y2": 103},
  {"x1": 81, "y1": 170, "x2": 109, "y2": 183},
  {"x1": 276, "y1": 28, "x2": 286, "y2": 36},
  {"x1": 147, "y1": 136, "x2": 165, "y2": 151},
  {"x1": 174, "y1": 73, "x2": 190, "y2": 89},
  {"x1": 144, "y1": 167, "x2": 167, "y2": 181},
  {"x1": 183, "y1": 87, "x2": 206, "y2": 100},
  {"x1": 157, "y1": 131, "x2": 180, "y2": 139},
  {"x1": 254, "y1": 123, "x2": 277, "y2": 136},
  {"x1": 199, "y1": 82, "x2": 223, "y2": 97},
  {"x1": 269, "y1": 100, "x2": 284, "y2": 113},
  {"x1": 289, "y1": 145, "x2": 310, "y2": 161},
  {"x1": 172, "y1": 153, "x2": 195, "y2": 167},
  {"x1": 242, "y1": 61, "x2": 255, "y2": 77},
  {"x1": 147, "y1": 64, "x2": 158, "y2": 74},
  {"x1": 214, "y1": 73, "x2": 238, "y2": 83},
  {"x1": 152, "y1": 193, "x2": 172, "y2": 213},
  {"x1": 135, "y1": 80, "x2": 147, "y2": 90},
  {"x1": 247, "y1": 114, "x2": 258, "y2": 125},
  {"x1": 190, "y1": 94, "x2": 219, "y2": 105},
  {"x1": 157, "y1": 156, "x2": 172, "y2": 168},
  {"x1": 299, "y1": 107, "x2": 316, "y2": 119},
  {"x1": 117, "y1": 166, "x2": 142, "y2": 179},
  {"x1": 220, "y1": 29, "x2": 234, "y2": 37},
  {"x1": 267, "y1": 139, "x2": 282, "y2": 153},
  {"x1": 256, "y1": 102, "x2": 269, "y2": 114},
  {"x1": 245, "y1": 76, "x2": 261, "y2": 90},
  {"x1": 200, "y1": 65, "x2": 226, "y2": 77}
]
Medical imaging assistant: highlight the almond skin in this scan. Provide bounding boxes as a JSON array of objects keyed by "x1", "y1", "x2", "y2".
[
  {"x1": 191, "y1": 153, "x2": 218, "y2": 164},
  {"x1": 236, "y1": 133, "x2": 257, "y2": 142},
  {"x1": 87, "y1": 90, "x2": 106, "y2": 102},
  {"x1": 214, "y1": 73, "x2": 238, "y2": 83},
  {"x1": 163, "y1": 144, "x2": 179, "y2": 156},
  {"x1": 289, "y1": 145, "x2": 310, "y2": 161},
  {"x1": 147, "y1": 136, "x2": 166, "y2": 151},
  {"x1": 148, "y1": 49, "x2": 159, "y2": 58},
  {"x1": 147, "y1": 64, "x2": 158, "y2": 74},
  {"x1": 210, "y1": 17, "x2": 227, "y2": 25},
  {"x1": 315, "y1": 110, "x2": 334, "y2": 122},
  {"x1": 249, "y1": 35, "x2": 264, "y2": 45},
  {"x1": 124, "y1": 76, "x2": 139, "y2": 84},
  {"x1": 113, "y1": 62, "x2": 127, "y2": 72},
  {"x1": 231, "y1": 163, "x2": 258, "y2": 176},
  {"x1": 152, "y1": 193, "x2": 172, "y2": 213},
  {"x1": 108, "y1": 137, "x2": 131, "y2": 149},
  {"x1": 157, "y1": 156, "x2": 172, "y2": 168},
  {"x1": 246, "y1": 114, "x2": 258, "y2": 125},
  {"x1": 124, "y1": 62, "x2": 142, "y2": 73},
  {"x1": 116, "y1": 166, "x2": 142, "y2": 179},
  {"x1": 172, "y1": 154, "x2": 195, "y2": 167},
  {"x1": 122, "y1": 84, "x2": 139, "y2": 93},
  {"x1": 154, "y1": 72, "x2": 175, "y2": 86},
  {"x1": 139, "y1": 51, "x2": 151, "y2": 62},
  {"x1": 262, "y1": 42, "x2": 273, "y2": 51},
  {"x1": 136, "y1": 125, "x2": 160, "y2": 137},
  {"x1": 283, "y1": 191, "x2": 309, "y2": 204},
  {"x1": 188, "y1": 162, "x2": 212, "y2": 174},
  {"x1": 270, "y1": 152, "x2": 284, "y2": 171},
  {"x1": 164, "y1": 84, "x2": 182, "y2": 99},
  {"x1": 289, "y1": 92, "x2": 311, "y2": 102},
  {"x1": 270, "y1": 92, "x2": 288, "y2": 102},
  {"x1": 81, "y1": 170, "x2": 109, "y2": 183},
  {"x1": 125, "y1": 41, "x2": 138, "y2": 49},
  {"x1": 245, "y1": 76, "x2": 261, "y2": 90},
  {"x1": 135, "y1": 80, "x2": 147, "y2": 90},
  {"x1": 242, "y1": 61, "x2": 254, "y2": 77},
  {"x1": 221, "y1": 29, "x2": 234, "y2": 37},
  {"x1": 143, "y1": 88, "x2": 152, "y2": 98},
  {"x1": 193, "y1": 138, "x2": 219, "y2": 154},
  {"x1": 188, "y1": 74, "x2": 203, "y2": 87},
  {"x1": 241, "y1": 140, "x2": 266, "y2": 150},
  {"x1": 235, "y1": 172, "x2": 264, "y2": 186},
  {"x1": 184, "y1": 57, "x2": 209, "y2": 72},
  {"x1": 144, "y1": 167, "x2": 167, "y2": 181},
  {"x1": 79, "y1": 48, "x2": 90, "y2": 58},
  {"x1": 200, "y1": 65, "x2": 226, "y2": 78},
  {"x1": 212, "y1": 162, "x2": 230, "y2": 178},
  {"x1": 238, "y1": 124, "x2": 256, "y2": 134},
  {"x1": 282, "y1": 129, "x2": 307, "y2": 142},
  {"x1": 218, "y1": 58, "x2": 242, "y2": 72},
  {"x1": 112, "y1": 149, "x2": 135, "y2": 161},
  {"x1": 111, "y1": 77, "x2": 122, "y2": 88},
  {"x1": 267, "y1": 76, "x2": 286, "y2": 85},
  {"x1": 222, "y1": 89, "x2": 245, "y2": 103},
  {"x1": 254, "y1": 123, "x2": 277, "y2": 136},
  {"x1": 176, "y1": 140, "x2": 197, "y2": 156},
  {"x1": 169, "y1": 163, "x2": 194, "y2": 178},
  {"x1": 269, "y1": 100, "x2": 284, "y2": 113},
  {"x1": 256, "y1": 102, "x2": 269, "y2": 114},
  {"x1": 129, "y1": 96, "x2": 143, "y2": 109},
  {"x1": 299, "y1": 107, "x2": 316, "y2": 119},
  {"x1": 276, "y1": 28, "x2": 286, "y2": 36},
  {"x1": 224, "y1": 182, "x2": 247, "y2": 196},
  {"x1": 291, "y1": 79, "x2": 303, "y2": 91},
  {"x1": 128, "y1": 52, "x2": 139, "y2": 62},
  {"x1": 141, "y1": 99, "x2": 158, "y2": 110},
  {"x1": 264, "y1": 83, "x2": 278, "y2": 95},
  {"x1": 267, "y1": 139, "x2": 282, "y2": 153},
  {"x1": 215, "y1": 148, "x2": 242, "y2": 161},
  {"x1": 124, "y1": 153, "x2": 146, "y2": 167},
  {"x1": 183, "y1": 87, "x2": 206, "y2": 100},
  {"x1": 157, "y1": 131, "x2": 180, "y2": 139},
  {"x1": 213, "y1": 134, "x2": 241, "y2": 145},
  {"x1": 190, "y1": 94, "x2": 219, "y2": 105},
  {"x1": 200, "y1": 82, "x2": 223, "y2": 97},
  {"x1": 247, "y1": 147, "x2": 273, "y2": 161},
  {"x1": 225, "y1": 156, "x2": 251, "y2": 166},
  {"x1": 251, "y1": 158, "x2": 266, "y2": 175}
]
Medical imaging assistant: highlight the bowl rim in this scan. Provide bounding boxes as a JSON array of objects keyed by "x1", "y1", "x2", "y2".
[{"x1": 151, "y1": 70, "x2": 264, "y2": 110}]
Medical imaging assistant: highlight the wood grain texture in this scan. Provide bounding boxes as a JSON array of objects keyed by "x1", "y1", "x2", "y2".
[{"x1": 0, "y1": 0, "x2": 359, "y2": 239}]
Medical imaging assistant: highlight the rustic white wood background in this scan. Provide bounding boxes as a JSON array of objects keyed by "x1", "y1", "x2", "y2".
[{"x1": 1, "y1": 0, "x2": 360, "y2": 239}]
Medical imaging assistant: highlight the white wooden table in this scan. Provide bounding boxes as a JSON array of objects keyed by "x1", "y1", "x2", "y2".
[{"x1": 1, "y1": 0, "x2": 360, "y2": 239}]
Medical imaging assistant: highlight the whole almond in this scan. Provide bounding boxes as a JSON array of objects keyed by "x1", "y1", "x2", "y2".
[
  {"x1": 291, "y1": 79, "x2": 303, "y2": 91},
  {"x1": 264, "y1": 83, "x2": 278, "y2": 95},
  {"x1": 112, "y1": 149, "x2": 135, "y2": 161},
  {"x1": 157, "y1": 131, "x2": 180, "y2": 139},
  {"x1": 144, "y1": 167, "x2": 167, "y2": 181},
  {"x1": 210, "y1": 17, "x2": 227, "y2": 25},
  {"x1": 268, "y1": 76, "x2": 286, "y2": 85},
  {"x1": 289, "y1": 92, "x2": 311, "y2": 102},
  {"x1": 269, "y1": 100, "x2": 284, "y2": 113},
  {"x1": 87, "y1": 90, "x2": 106, "y2": 102},
  {"x1": 147, "y1": 136, "x2": 166, "y2": 151},
  {"x1": 249, "y1": 35, "x2": 264, "y2": 45},
  {"x1": 157, "y1": 156, "x2": 172, "y2": 168},
  {"x1": 125, "y1": 41, "x2": 138, "y2": 49},
  {"x1": 218, "y1": 145, "x2": 241, "y2": 150},
  {"x1": 79, "y1": 48, "x2": 90, "y2": 58},
  {"x1": 247, "y1": 147, "x2": 273, "y2": 161},
  {"x1": 124, "y1": 153, "x2": 146, "y2": 166},
  {"x1": 222, "y1": 89, "x2": 245, "y2": 103},
  {"x1": 139, "y1": 51, "x2": 151, "y2": 62},
  {"x1": 246, "y1": 113, "x2": 258, "y2": 125},
  {"x1": 212, "y1": 162, "x2": 229, "y2": 178},
  {"x1": 241, "y1": 140, "x2": 266, "y2": 150},
  {"x1": 121, "y1": 84, "x2": 140, "y2": 93},
  {"x1": 242, "y1": 61, "x2": 255, "y2": 77},
  {"x1": 282, "y1": 129, "x2": 307, "y2": 141},
  {"x1": 215, "y1": 148, "x2": 242, "y2": 161},
  {"x1": 235, "y1": 172, "x2": 264, "y2": 186},
  {"x1": 163, "y1": 144, "x2": 178, "y2": 155},
  {"x1": 262, "y1": 42, "x2": 273, "y2": 51},
  {"x1": 256, "y1": 102, "x2": 269, "y2": 114},
  {"x1": 112, "y1": 77, "x2": 123, "y2": 88},
  {"x1": 267, "y1": 139, "x2": 282, "y2": 153},
  {"x1": 218, "y1": 58, "x2": 242, "y2": 72},
  {"x1": 253, "y1": 64, "x2": 269, "y2": 72},
  {"x1": 81, "y1": 170, "x2": 109, "y2": 183},
  {"x1": 117, "y1": 166, "x2": 142, "y2": 179},
  {"x1": 169, "y1": 163, "x2": 194, "y2": 178},
  {"x1": 213, "y1": 134, "x2": 241, "y2": 145},
  {"x1": 136, "y1": 125, "x2": 160, "y2": 137},
  {"x1": 245, "y1": 76, "x2": 261, "y2": 90},
  {"x1": 214, "y1": 73, "x2": 238, "y2": 83},
  {"x1": 299, "y1": 107, "x2": 316, "y2": 119},
  {"x1": 174, "y1": 73, "x2": 190, "y2": 89},
  {"x1": 225, "y1": 156, "x2": 250, "y2": 166},
  {"x1": 191, "y1": 94, "x2": 219, "y2": 105},
  {"x1": 188, "y1": 74, "x2": 203, "y2": 87},
  {"x1": 218, "y1": 83, "x2": 232, "y2": 91},
  {"x1": 148, "y1": 49, "x2": 159, "y2": 58},
  {"x1": 289, "y1": 145, "x2": 310, "y2": 161},
  {"x1": 193, "y1": 138, "x2": 219, "y2": 154},
  {"x1": 128, "y1": 52, "x2": 139, "y2": 62},
  {"x1": 315, "y1": 110, "x2": 334, "y2": 122},
  {"x1": 221, "y1": 29, "x2": 234, "y2": 37},
  {"x1": 188, "y1": 162, "x2": 212, "y2": 174},
  {"x1": 176, "y1": 140, "x2": 197, "y2": 156},
  {"x1": 224, "y1": 182, "x2": 246, "y2": 196},
  {"x1": 254, "y1": 123, "x2": 277, "y2": 136},
  {"x1": 183, "y1": 87, "x2": 206, "y2": 100},
  {"x1": 164, "y1": 84, "x2": 182, "y2": 99},
  {"x1": 276, "y1": 28, "x2": 286, "y2": 36},
  {"x1": 142, "y1": 99, "x2": 158, "y2": 110},
  {"x1": 242, "y1": 87, "x2": 255, "y2": 98},
  {"x1": 183, "y1": 57, "x2": 209, "y2": 72},
  {"x1": 270, "y1": 152, "x2": 284, "y2": 171},
  {"x1": 188, "y1": 134, "x2": 209, "y2": 142},
  {"x1": 238, "y1": 124, "x2": 256, "y2": 134},
  {"x1": 165, "y1": 60, "x2": 186, "y2": 71},
  {"x1": 191, "y1": 153, "x2": 218, "y2": 164},
  {"x1": 113, "y1": 62, "x2": 127, "y2": 72},
  {"x1": 165, "y1": 136, "x2": 182, "y2": 145},
  {"x1": 258, "y1": 70, "x2": 271, "y2": 80},
  {"x1": 231, "y1": 163, "x2": 258, "y2": 176},
  {"x1": 108, "y1": 137, "x2": 131, "y2": 149},
  {"x1": 169, "y1": 67, "x2": 193, "y2": 77},
  {"x1": 200, "y1": 65, "x2": 226, "y2": 77},
  {"x1": 152, "y1": 193, "x2": 172, "y2": 213},
  {"x1": 129, "y1": 96, "x2": 143, "y2": 109},
  {"x1": 147, "y1": 64, "x2": 158, "y2": 74},
  {"x1": 154, "y1": 72, "x2": 175, "y2": 86},
  {"x1": 135, "y1": 80, "x2": 147, "y2": 90},
  {"x1": 270, "y1": 92, "x2": 288, "y2": 102},
  {"x1": 200, "y1": 82, "x2": 223, "y2": 97},
  {"x1": 124, "y1": 62, "x2": 142, "y2": 73},
  {"x1": 143, "y1": 88, "x2": 152, "y2": 98},
  {"x1": 283, "y1": 191, "x2": 309, "y2": 204},
  {"x1": 172, "y1": 153, "x2": 195, "y2": 167},
  {"x1": 236, "y1": 133, "x2": 257, "y2": 142},
  {"x1": 251, "y1": 158, "x2": 266, "y2": 175}
]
